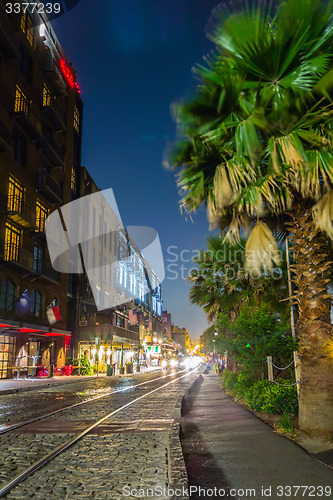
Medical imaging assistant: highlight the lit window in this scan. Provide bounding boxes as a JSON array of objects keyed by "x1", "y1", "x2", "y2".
[
  {"x1": 14, "y1": 86, "x2": 30, "y2": 115},
  {"x1": 21, "y1": 11, "x2": 35, "y2": 47},
  {"x1": 70, "y1": 167, "x2": 77, "y2": 192},
  {"x1": 7, "y1": 175, "x2": 24, "y2": 213},
  {"x1": 74, "y1": 105, "x2": 80, "y2": 133},
  {"x1": 36, "y1": 200, "x2": 49, "y2": 232},
  {"x1": 4, "y1": 222, "x2": 21, "y2": 262},
  {"x1": 42, "y1": 84, "x2": 53, "y2": 107}
]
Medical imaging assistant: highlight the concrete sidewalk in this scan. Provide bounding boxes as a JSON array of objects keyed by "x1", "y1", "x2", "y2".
[
  {"x1": 0, "y1": 367, "x2": 162, "y2": 396},
  {"x1": 181, "y1": 370, "x2": 333, "y2": 500}
]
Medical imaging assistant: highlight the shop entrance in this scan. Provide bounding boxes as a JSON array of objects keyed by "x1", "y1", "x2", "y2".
[{"x1": 0, "y1": 335, "x2": 15, "y2": 379}]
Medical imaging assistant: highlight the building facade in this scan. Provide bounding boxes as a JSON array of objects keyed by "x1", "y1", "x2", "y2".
[
  {"x1": 0, "y1": 5, "x2": 82, "y2": 377},
  {"x1": 75, "y1": 167, "x2": 164, "y2": 373}
]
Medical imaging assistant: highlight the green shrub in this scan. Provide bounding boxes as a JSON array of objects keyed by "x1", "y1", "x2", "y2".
[
  {"x1": 222, "y1": 370, "x2": 239, "y2": 392},
  {"x1": 245, "y1": 379, "x2": 298, "y2": 414},
  {"x1": 71, "y1": 356, "x2": 93, "y2": 376},
  {"x1": 222, "y1": 371, "x2": 298, "y2": 415},
  {"x1": 278, "y1": 411, "x2": 294, "y2": 433}
]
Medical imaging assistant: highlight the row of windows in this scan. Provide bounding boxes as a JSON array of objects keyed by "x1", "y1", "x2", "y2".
[
  {"x1": 15, "y1": 85, "x2": 80, "y2": 133},
  {"x1": 0, "y1": 279, "x2": 43, "y2": 318}
]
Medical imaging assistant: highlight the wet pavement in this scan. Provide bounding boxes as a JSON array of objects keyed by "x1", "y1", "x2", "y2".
[{"x1": 0, "y1": 368, "x2": 200, "y2": 499}]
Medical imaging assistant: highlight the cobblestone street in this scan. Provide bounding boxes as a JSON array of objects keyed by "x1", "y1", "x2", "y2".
[{"x1": 0, "y1": 369, "x2": 200, "y2": 499}]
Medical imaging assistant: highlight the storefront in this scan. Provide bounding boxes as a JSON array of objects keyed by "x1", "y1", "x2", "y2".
[{"x1": 0, "y1": 320, "x2": 71, "y2": 379}]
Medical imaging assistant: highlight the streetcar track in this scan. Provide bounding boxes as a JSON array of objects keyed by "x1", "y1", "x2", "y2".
[
  {"x1": 0, "y1": 367, "x2": 189, "y2": 437},
  {"x1": 0, "y1": 366, "x2": 200, "y2": 498}
]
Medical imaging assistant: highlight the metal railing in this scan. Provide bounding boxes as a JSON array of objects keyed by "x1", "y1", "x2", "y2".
[
  {"x1": 35, "y1": 259, "x2": 59, "y2": 282},
  {"x1": 4, "y1": 246, "x2": 34, "y2": 270},
  {"x1": 5, "y1": 196, "x2": 36, "y2": 228},
  {"x1": 36, "y1": 170, "x2": 63, "y2": 201}
]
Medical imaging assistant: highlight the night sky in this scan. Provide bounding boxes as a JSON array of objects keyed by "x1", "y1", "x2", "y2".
[{"x1": 53, "y1": 0, "x2": 221, "y2": 339}]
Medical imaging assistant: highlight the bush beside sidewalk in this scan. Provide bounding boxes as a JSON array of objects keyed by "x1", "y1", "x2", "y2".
[{"x1": 220, "y1": 369, "x2": 333, "y2": 461}]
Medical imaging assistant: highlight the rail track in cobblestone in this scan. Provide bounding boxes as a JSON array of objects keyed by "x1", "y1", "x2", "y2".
[
  {"x1": 0, "y1": 367, "x2": 200, "y2": 498},
  {"x1": 0, "y1": 368, "x2": 190, "y2": 437}
]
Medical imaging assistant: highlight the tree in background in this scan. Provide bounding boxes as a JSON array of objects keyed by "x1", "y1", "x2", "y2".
[
  {"x1": 170, "y1": 0, "x2": 333, "y2": 431},
  {"x1": 188, "y1": 236, "x2": 288, "y2": 322}
]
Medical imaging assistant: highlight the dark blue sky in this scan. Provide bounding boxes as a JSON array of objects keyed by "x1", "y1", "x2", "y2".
[{"x1": 53, "y1": 0, "x2": 221, "y2": 339}]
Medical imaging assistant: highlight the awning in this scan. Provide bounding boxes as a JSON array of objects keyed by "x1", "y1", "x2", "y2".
[{"x1": 0, "y1": 319, "x2": 71, "y2": 337}]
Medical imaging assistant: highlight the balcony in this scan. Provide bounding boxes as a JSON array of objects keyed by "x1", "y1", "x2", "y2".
[
  {"x1": 12, "y1": 99, "x2": 42, "y2": 142},
  {"x1": 41, "y1": 136, "x2": 65, "y2": 167},
  {"x1": 0, "y1": 121, "x2": 11, "y2": 153},
  {"x1": 0, "y1": 13, "x2": 19, "y2": 59},
  {"x1": 3, "y1": 198, "x2": 36, "y2": 230},
  {"x1": 35, "y1": 260, "x2": 59, "y2": 283},
  {"x1": 36, "y1": 170, "x2": 63, "y2": 204},
  {"x1": 42, "y1": 49, "x2": 67, "y2": 96},
  {"x1": 112, "y1": 324, "x2": 140, "y2": 344},
  {"x1": 42, "y1": 100, "x2": 66, "y2": 132},
  {"x1": 4, "y1": 246, "x2": 34, "y2": 272}
]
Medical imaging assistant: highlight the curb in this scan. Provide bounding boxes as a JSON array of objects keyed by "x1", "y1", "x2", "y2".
[{"x1": 167, "y1": 373, "x2": 203, "y2": 500}]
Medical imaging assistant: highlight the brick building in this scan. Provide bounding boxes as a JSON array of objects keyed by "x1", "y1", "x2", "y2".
[{"x1": 0, "y1": 5, "x2": 82, "y2": 377}]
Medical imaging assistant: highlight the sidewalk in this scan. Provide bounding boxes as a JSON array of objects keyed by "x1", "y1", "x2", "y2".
[
  {"x1": 181, "y1": 369, "x2": 333, "y2": 500},
  {"x1": 0, "y1": 366, "x2": 161, "y2": 396}
]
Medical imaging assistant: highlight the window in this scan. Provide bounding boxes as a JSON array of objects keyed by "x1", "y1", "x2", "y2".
[
  {"x1": 0, "y1": 335, "x2": 15, "y2": 379},
  {"x1": 0, "y1": 279, "x2": 17, "y2": 311},
  {"x1": 19, "y1": 44, "x2": 32, "y2": 81},
  {"x1": 4, "y1": 222, "x2": 21, "y2": 262},
  {"x1": 74, "y1": 105, "x2": 80, "y2": 133},
  {"x1": 36, "y1": 200, "x2": 48, "y2": 232},
  {"x1": 14, "y1": 85, "x2": 30, "y2": 115},
  {"x1": 7, "y1": 176, "x2": 24, "y2": 213},
  {"x1": 31, "y1": 290, "x2": 43, "y2": 317},
  {"x1": 21, "y1": 11, "x2": 35, "y2": 47},
  {"x1": 70, "y1": 167, "x2": 77, "y2": 192},
  {"x1": 11, "y1": 129, "x2": 27, "y2": 168},
  {"x1": 42, "y1": 84, "x2": 53, "y2": 107},
  {"x1": 33, "y1": 242, "x2": 45, "y2": 274}
]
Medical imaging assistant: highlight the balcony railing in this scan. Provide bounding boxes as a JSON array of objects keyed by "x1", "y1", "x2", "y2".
[
  {"x1": 0, "y1": 121, "x2": 11, "y2": 153},
  {"x1": 42, "y1": 49, "x2": 67, "y2": 95},
  {"x1": 112, "y1": 324, "x2": 140, "y2": 344},
  {"x1": 4, "y1": 246, "x2": 34, "y2": 271},
  {"x1": 35, "y1": 259, "x2": 59, "y2": 282},
  {"x1": 4, "y1": 197, "x2": 36, "y2": 229},
  {"x1": 36, "y1": 170, "x2": 63, "y2": 203},
  {"x1": 42, "y1": 99, "x2": 66, "y2": 132},
  {"x1": 0, "y1": 12, "x2": 19, "y2": 59},
  {"x1": 12, "y1": 96, "x2": 42, "y2": 141},
  {"x1": 41, "y1": 136, "x2": 65, "y2": 167}
]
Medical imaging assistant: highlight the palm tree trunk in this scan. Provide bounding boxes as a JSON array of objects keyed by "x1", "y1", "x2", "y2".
[{"x1": 287, "y1": 203, "x2": 333, "y2": 431}]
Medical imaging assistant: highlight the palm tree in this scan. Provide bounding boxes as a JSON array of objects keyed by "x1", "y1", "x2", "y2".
[
  {"x1": 188, "y1": 236, "x2": 288, "y2": 322},
  {"x1": 170, "y1": 0, "x2": 333, "y2": 430}
]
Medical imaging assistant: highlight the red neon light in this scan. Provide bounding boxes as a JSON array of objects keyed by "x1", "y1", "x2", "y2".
[
  {"x1": 59, "y1": 59, "x2": 80, "y2": 93},
  {"x1": 0, "y1": 323, "x2": 71, "y2": 336}
]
